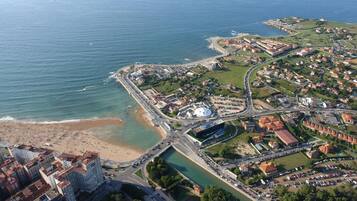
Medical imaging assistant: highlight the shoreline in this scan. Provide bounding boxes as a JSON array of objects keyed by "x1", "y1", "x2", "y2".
[
  {"x1": 133, "y1": 106, "x2": 167, "y2": 139},
  {"x1": 0, "y1": 118, "x2": 142, "y2": 162}
]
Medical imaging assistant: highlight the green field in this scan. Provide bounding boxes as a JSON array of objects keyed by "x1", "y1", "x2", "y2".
[
  {"x1": 270, "y1": 152, "x2": 311, "y2": 170},
  {"x1": 206, "y1": 132, "x2": 258, "y2": 155},
  {"x1": 252, "y1": 86, "x2": 277, "y2": 99},
  {"x1": 202, "y1": 62, "x2": 250, "y2": 89},
  {"x1": 154, "y1": 79, "x2": 181, "y2": 95},
  {"x1": 272, "y1": 79, "x2": 299, "y2": 96},
  {"x1": 135, "y1": 169, "x2": 144, "y2": 179}
]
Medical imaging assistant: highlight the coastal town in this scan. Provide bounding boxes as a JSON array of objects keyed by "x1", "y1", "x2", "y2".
[{"x1": 1, "y1": 17, "x2": 357, "y2": 201}]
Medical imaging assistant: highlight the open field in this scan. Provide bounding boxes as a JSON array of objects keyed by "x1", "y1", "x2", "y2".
[
  {"x1": 202, "y1": 62, "x2": 250, "y2": 89},
  {"x1": 270, "y1": 152, "x2": 311, "y2": 171},
  {"x1": 252, "y1": 86, "x2": 278, "y2": 99},
  {"x1": 206, "y1": 132, "x2": 258, "y2": 157},
  {"x1": 272, "y1": 79, "x2": 299, "y2": 96}
]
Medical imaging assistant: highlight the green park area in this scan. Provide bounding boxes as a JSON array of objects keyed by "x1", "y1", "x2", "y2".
[
  {"x1": 202, "y1": 62, "x2": 249, "y2": 89},
  {"x1": 270, "y1": 152, "x2": 311, "y2": 171}
]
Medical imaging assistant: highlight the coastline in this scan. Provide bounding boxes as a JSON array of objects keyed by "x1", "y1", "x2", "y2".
[
  {"x1": 0, "y1": 118, "x2": 142, "y2": 162},
  {"x1": 133, "y1": 106, "x2": 167, "y2": 139}
]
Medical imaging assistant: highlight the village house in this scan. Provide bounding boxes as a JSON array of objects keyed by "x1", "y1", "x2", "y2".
[{"x1": 259, "y1": 162, "x2": 277, "y2": 176}]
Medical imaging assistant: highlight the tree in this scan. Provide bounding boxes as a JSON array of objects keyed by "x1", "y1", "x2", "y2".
[
  {"x1": 102, "y1": 192, "x2": 125, "y2": 201},
  {"x1": 201, "y1": 186, "x2": 238, "y2": 201}
]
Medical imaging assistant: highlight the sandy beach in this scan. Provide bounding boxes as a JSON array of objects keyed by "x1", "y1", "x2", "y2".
[
  {"x1": 0, "y1": 118, "x2": 142, "y2": 162},
  {"x1": 133, "y1": 106, "x2": 167, "y2": 138}
]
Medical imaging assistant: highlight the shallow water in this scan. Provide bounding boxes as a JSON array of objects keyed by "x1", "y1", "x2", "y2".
[{"x1": 0, "y1": 0, "x2": 356, "y2": 149}]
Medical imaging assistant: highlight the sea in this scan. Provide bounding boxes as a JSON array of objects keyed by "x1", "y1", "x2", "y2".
[{"x1": 0, "y1": 0, "x2": 357, "y2": 150}]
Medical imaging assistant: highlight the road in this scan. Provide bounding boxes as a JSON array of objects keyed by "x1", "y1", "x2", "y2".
[{"x1": 112, "y1": 44, "x2": 356, "y2": 201}]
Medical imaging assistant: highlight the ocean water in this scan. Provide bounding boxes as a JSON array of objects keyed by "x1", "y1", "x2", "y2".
[{"x1": 0, "y1": 0, "x2": 356, "y2": 149}]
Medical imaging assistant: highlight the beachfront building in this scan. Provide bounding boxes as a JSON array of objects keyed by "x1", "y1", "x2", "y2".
[
  {"x1": 6, "y1": 179, "x2": 63, "y2": 201},
  {"x1": 1, "y1": 144, "x2": 104, "y2": 201}
]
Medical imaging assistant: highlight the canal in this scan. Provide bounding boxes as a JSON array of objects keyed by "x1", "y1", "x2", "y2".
[{"x1": 161, "y1": 148, "x2": 251, "y2": 201}]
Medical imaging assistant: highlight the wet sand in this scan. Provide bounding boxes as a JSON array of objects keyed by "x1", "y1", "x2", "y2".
[
  {"x1": 133, "y1": 106, "x2": 167, "y2": 138},
  {"x1": 0, "y1": 118, "x2": 142, "y2": 162}
]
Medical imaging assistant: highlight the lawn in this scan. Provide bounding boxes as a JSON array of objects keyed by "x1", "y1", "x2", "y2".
[
  {"x1": 134, "y1": 169, "x2": 144, "y2": 179},
  {"x1": 206, "y1": 132, "x2": 258, "y2": 155},
  {"x1": 270, "y1": 152, "x2": 311, "y2": 171},
  {"x1": 272, "y1": 79, "x2": 299, "y2": 96},
  {"x1": 202, "y1": 62, "x2": 250, "y2": 89},
  {"x1": 347, "y1": 125, "x2": 357, "y2": 136},
  {"x1": 154, "y1": 80, "x2": 181, "y2": 95},
  {"x1": 252, "y1": 86, "x2": 278, "y2": 99}
]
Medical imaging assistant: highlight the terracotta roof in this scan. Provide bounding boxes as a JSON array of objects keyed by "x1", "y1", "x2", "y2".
[
  {"x1": 7, "y1": 179, "x2": 50, "y2": 201},
  {"x1": 259, "y1": 162, "x2": 277, "y2": 174},
  {"x1": 274, "y1": 129, "x2": 298, "y2": 145}
]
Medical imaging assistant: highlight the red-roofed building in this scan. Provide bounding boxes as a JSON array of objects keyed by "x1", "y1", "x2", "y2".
[
  {"x1": 6, "y1": 179, "x2": 62, "y2": 201},
  {"x1": 274, "y1": 129, "x2": 298, "y2": 146},
  {"x1": 259, "y1": 116, "x2": 284, "y2": 131},
  {"x1": 319, "y1": 144, "x2": 333, "y2": 155},
  {"x1": 259, "y1": 162, "x2": 277, "y2": 176},
  {"x1": 341, "y1": 113, "x2": 354, "y2": 125}
]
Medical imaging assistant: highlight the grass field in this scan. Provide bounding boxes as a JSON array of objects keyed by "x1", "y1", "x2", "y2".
[
  {"x1": 206, "y1": 132, "x2": 258, "y2": 154},
  {"x1": 154, "y1": 80, "x2": 180, "y2": 95},
  {"x1": 272, "y1": 79, "x2": 299, "y2": 96},
  {"x1": 252, "y1": 87, "x2": 277, "y2": 99},
  {"x1": 202, "y1": 62, "x2": 249, "y2": 89},
  {"x1": 270, "y1": 152, "x2": 311, "y2": 170}
]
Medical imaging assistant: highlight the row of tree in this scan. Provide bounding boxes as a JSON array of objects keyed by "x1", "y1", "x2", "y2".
[
  {"x1": 275, "y1": 184, "x2": 357, "y2": 201},
  {"x1": 146, "y1": 157, "x2": 182, "y2": 188},
  {"x1": 201, "y1": 186, "x2": 239, "y2": 201}
]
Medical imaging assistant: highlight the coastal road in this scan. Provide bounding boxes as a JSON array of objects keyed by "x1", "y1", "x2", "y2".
[{"x1": 114, "y1": 43, "x2": 357, "y2": 201}]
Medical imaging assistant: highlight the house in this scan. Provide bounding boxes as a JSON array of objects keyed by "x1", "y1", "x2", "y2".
[
  {"x1": 258, "y1": 116, "x2": 284, "y2": 131},
  {"x1": 268, "y1": 141, "x2": 279, "y2": 149},
  {"x1": 252, "y1": 133, "x2": 265, "y2": 144},
  {"x1": 341, "y1": 113, "x2": 354, "y2": 125},
  {"x1": 319, "y1": 144, "x2": 333, "y2": 155},
  {"x1": 259, "y1": 162, "x2": 277, "y2": 176},
  {"x1": 239, "y1": 164, "x2": 253, "y2": 176}
]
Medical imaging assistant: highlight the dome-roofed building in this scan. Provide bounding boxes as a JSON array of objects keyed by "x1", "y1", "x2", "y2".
[{"x1": 194, "y1": 107, "x2": 212, "y2": 117}]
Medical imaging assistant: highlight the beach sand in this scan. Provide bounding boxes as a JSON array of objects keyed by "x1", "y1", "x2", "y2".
[
  {"x1": 133, "y1": 106, "x2": 167, "y2": 138},
  {"x1": 0, "y1": 118, "x2": 142, "y2": 162}
]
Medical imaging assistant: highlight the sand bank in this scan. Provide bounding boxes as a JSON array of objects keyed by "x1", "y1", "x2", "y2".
[
  {"x1": 133, "y1": 106, "x2": 167, "y2": 138},
  {"x1": 0, "y1": 118, "x2": 142, "y2": 162}
]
